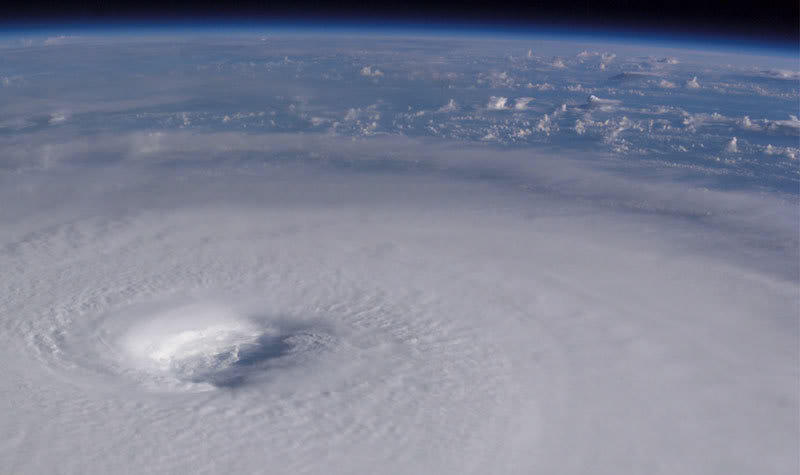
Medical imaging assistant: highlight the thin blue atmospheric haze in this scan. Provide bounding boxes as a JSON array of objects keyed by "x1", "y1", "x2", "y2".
[{"x1": 0, "y1": 19, "x2": 798, "y2": 54}]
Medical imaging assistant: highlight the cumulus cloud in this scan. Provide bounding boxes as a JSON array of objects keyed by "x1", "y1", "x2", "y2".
[
  {"x1": 482, "y1": 71, "x2": 514, "y2": 87},
  {"x1": 513, "y1": 97, "x2": 534, "y2": 110},
  {"x1": 658, "y1": 79, "x2": 677, "y2": 89},
  {"x1": 438, "y1": 99, "x2": 457, "y2": 112},
  {"x1": 766, "y1": 115, "x2": 800, "y2": 135},
  {"x1": 42, "y1": 35, "x2": 75, "y2": 45},
  {"x1": 732, "y1": 115, "x2": 800, "y2": 135},
  {"x1": 487, "y1": 96, "x2": 509, "y2": 110},
  {"x1": 725, "y1": 136, "x2": 739, "y2": 153},
  {"x1": 527, "y1": 82, "x2": 554, "y2": 91},
  {"x1": 360, "y1": 65, "x2": 383, "y2": 77},
  {"x1": 338, "y1": 105, "x2": 381, "y2": 135},
  {"x1": 581, "y1": 95, "x2": 621, "y2": 111},
  {"x1": 681, "y1": 111, "x2": 799, "y2": 137},
  {"x1": 757, "y1": 69, "x2": 800, "y2": 80},
  {"x1": 765, "y1": 143, "x2": 797, "y2": 159},
  {"x1": 513, "y1": 128, "x2": 531, "y2": 138},
  {"x1": 576, "y1": 51, "x2": 615, "y2": 64},
  {"x1": 685, "y1": 76, "x2": 701, "y2": 89},
  {"x1": 601, "y1": 52, "x2": 616, "y2": 63},
  {"x1": 535, "y1": 110, "x2": 563, "y2": 135},
  {"x1": 48, "y1": 111, "x2": 69, "y2": 124},
  {"x1": 574, "y1": 119, "x2": 587, "y2": 135}
]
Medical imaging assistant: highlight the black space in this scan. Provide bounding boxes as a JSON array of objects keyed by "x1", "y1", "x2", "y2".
[{"x1": 1, "y1": 0, "x2": 798, "y2": 46}]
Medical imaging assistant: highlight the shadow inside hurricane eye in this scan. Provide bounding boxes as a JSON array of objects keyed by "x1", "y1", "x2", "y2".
[
  {"x1": 190, "y1": 334, "x2": 296, "y2": 388},
  {"x1": 236, "y1": 334, "x2": 294, "y2": 367}
]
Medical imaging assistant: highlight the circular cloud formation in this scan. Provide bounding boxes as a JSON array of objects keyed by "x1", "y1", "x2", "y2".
[
  {"x1": 119, "y1": 304, "x2": 324, "y2": 390},
  {"x1": 2, "y1": 174, "x2": 796, "y2": 474}
]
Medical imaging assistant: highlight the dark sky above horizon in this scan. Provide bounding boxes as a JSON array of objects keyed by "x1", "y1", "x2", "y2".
[{"x1": 1, "y1": 0, "x2": 798, "y2": 45}]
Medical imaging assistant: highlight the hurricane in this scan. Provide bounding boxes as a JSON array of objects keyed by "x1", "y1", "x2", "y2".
[{"x1": 0, "y1": 31, "x2": 797, "y2": 474}]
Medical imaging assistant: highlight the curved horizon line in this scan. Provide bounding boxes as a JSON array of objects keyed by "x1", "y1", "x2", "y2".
[{"x1": 0, "y1": 18, "x2": 796, "y2": 55}]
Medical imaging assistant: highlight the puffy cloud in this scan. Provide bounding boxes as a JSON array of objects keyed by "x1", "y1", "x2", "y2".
[
  {"x1": 527, "y1": 82, "x2": 554, "y2": 91},
  {"x1": 765, "y1": 144, "x2": 797, "y2": 159},
  {"x1": 658, "y1": 79, "x2": 677, "y2": 89},
  {"x1": 686, "y1": 76, "x2": 701, "y2": 89},
  {"x1": 683, "y1": 111, "x2": 799, "y2": 137},
  {"x1": 487, "y1": 96, "x2": 509, "y2": 110},
  {"x1": 513, "y1": 97, "x2": 534, "y2": 110},
  {"x1": 513, "y1": 128, "x2": 531, "y2": 138},
  {"x1": 48, "y1": 111, "x2": 68, "y2": 124},
  {"x1": 574, "y1": 119, "x2": 586, "y2": 135},
  {"x1": 577, "y1": 51, "x2": 615, "y2": 64},
  {"x1": 725, "y1": 137, "x2": 739, "y2": 153},
  {"x1": 581, "y1": 95, "x2": 621, "y2": 111},
  {"x1": 438, "y1": 99, "x2": 457, "y2": 113},
  {"x1": 360, "y1": 66, "x2": 383, "y2": 77},
  {"x1": 42, "y1": 35, "x2": 73, "y2": 46},
  {"x1": 766, "y1": 115, "x2": 800, "y2": 135},
  {"x1": 483, "y1": 71, "x2": 514, "y2": 88},
  {"x1": 601, "y1": 53, "x2": 616, "y2": 63},
  {"x1": 536, "y1": 113, "x2": 555, "y2": 135},
  {"x1": 758, "y1": 69, "x2": 800, "y2": 80}
]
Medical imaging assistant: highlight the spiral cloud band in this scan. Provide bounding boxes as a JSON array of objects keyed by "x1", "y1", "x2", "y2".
[{"x1": 0, "y1": 34, "x2": 797, "y2": 474}]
